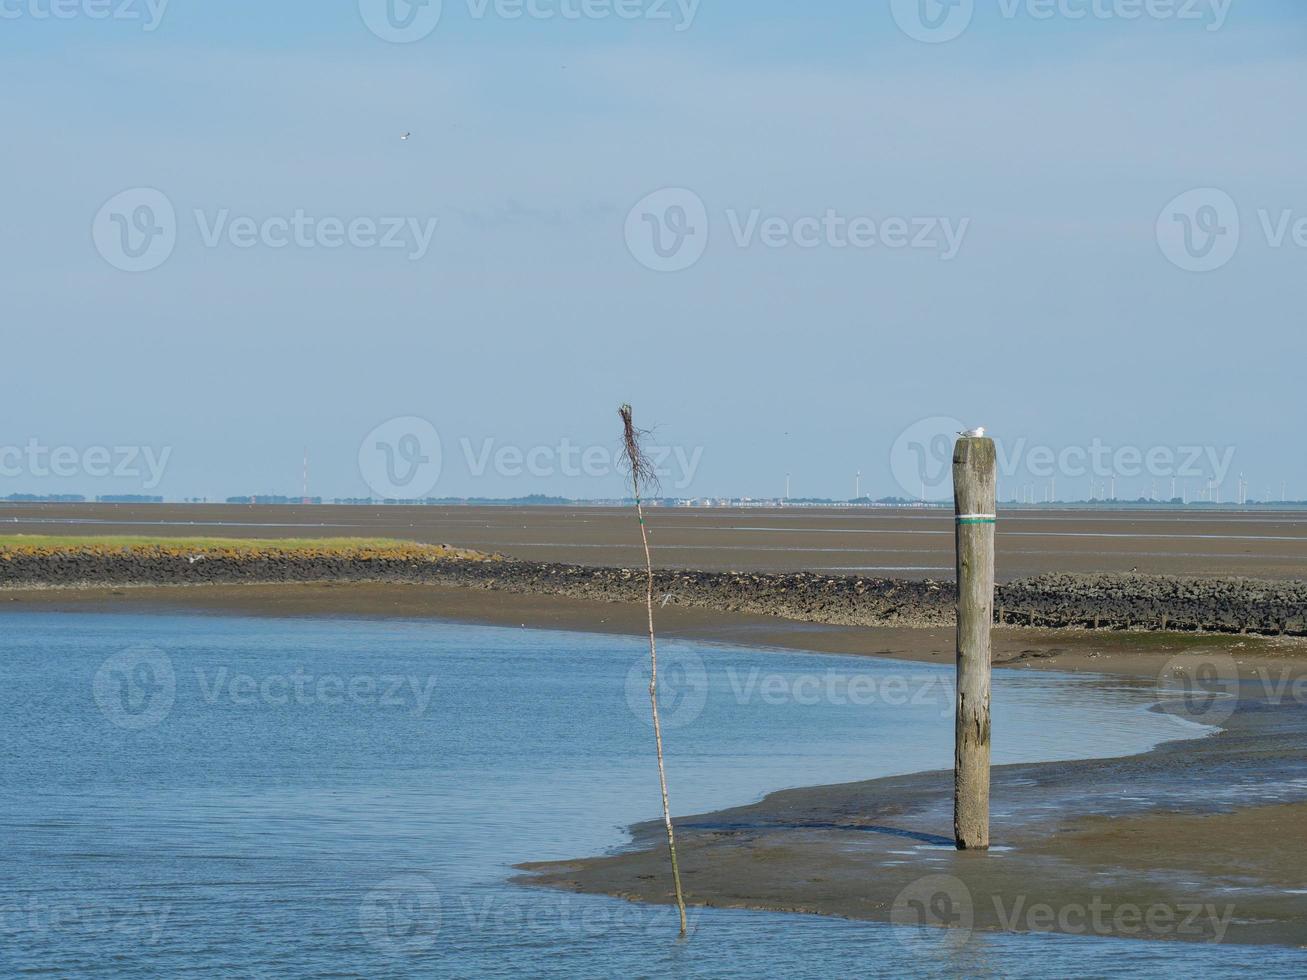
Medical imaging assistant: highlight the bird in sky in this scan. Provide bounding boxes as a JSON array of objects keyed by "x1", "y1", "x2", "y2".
[
  {"x1": 400, "y1": 132, "x2": 411, "y2": 141},
  {"x1": 959, "y1": 427, "x2": 986, "y2": 438}
]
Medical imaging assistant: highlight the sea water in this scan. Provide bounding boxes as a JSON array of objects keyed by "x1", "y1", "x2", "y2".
[{"x1": 0, "y1": 612, "x2": 1298, "y2": 977}]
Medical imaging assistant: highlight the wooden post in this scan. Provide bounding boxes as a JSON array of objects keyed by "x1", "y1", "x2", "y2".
[{"x1": 953, "y1": 436, "x2": 996, "y2": 850}]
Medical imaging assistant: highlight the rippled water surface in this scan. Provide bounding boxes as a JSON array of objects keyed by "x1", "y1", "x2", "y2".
[{"x1": 2, "y1": 612, "x2": 1299, "y2": 977}]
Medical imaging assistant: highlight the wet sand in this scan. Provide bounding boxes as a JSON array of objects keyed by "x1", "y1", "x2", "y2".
[
  {"x1": 4, "y1": 502, "x2": 1307, "y2": 581},
  {"x1": 519, "y1": 695, "x2": 1307, "y2": 947}
]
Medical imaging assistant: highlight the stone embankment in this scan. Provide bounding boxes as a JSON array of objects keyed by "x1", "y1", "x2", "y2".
[{"x1": 2, "y1": 546, "x2": 1303, "y2": 637}]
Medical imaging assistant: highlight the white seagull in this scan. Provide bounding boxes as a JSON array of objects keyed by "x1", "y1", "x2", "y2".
[
  {"x1": 400, "y1": 132, "x2": 411, "y2": 141},
  {"x1": 959, "y1": 426, "x2": 986, "y2": 438}
]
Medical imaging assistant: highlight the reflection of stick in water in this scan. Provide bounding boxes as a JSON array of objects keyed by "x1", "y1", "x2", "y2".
[{"x1": 618, "y1": 403, "x2": 688, "y2": 937}]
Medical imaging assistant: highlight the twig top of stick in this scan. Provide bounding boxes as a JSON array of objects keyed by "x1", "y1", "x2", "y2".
[{"x1": 618, "y1": 404, "x2": 661, "y2": 498}]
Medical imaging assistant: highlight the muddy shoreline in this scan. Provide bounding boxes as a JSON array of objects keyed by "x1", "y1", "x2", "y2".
[{"x1": 518, "y1": 694, "x2": 1307, "y2": 948}]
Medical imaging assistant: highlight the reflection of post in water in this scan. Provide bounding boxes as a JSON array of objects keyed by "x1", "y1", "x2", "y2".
[{"x1": 953, "y1": 435, "x2": 996, "y2": 850}]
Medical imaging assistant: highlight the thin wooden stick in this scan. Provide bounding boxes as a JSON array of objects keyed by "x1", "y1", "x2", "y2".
[{"x1": 618, "y1": 403, "x2": 688, "y2": 937}]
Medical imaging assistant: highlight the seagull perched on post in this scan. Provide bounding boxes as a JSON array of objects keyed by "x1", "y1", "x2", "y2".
[{"x1": 959, "y1": 426, "x2": 986, "y2": 438}]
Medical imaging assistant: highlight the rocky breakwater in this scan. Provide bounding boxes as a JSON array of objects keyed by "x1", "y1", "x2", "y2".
[
  {"x1": 0, "y1": 540, "x2": 494, "y2": 588},
  {"x1": 1, "y1": 543, "x2": 1302, "y2": 637},
  {"x1": 997, "y1": 572, "x2": 1307, "y2": 636},
  {"x1": 444, "y1": 561, "x2": 958, "y2": 628},
  {"x1": 432, "y1": 563, "x2": 1307, "y2": 636}
]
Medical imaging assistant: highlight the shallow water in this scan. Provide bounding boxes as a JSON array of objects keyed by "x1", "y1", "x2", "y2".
[{"x1": 1, "y1": 612, "x2": 1300, "y2": 977}]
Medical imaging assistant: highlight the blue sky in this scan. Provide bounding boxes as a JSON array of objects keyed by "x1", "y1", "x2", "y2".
[{"x1": 2, "y1": 0, "x2": 1305, "y2": 501}]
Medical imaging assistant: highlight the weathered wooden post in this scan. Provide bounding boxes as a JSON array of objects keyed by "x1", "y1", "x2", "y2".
[{"x1": 953, "y1": 435, "x2": 996, "y2": 850}]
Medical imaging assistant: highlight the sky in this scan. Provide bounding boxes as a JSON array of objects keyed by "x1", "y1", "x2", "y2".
[{"x1": 2, "y1": 0, "x2": 1305, "y2": 503}]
